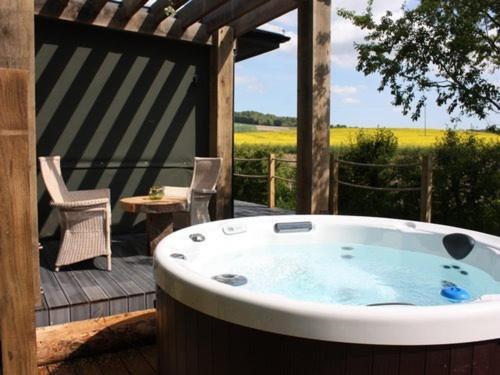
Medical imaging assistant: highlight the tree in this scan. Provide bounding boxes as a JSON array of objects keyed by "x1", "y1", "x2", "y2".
[{"x1": 338, "y1": 0, "x2": 500, "y2": 121}]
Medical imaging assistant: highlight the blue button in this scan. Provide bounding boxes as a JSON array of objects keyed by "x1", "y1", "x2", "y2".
[{"x1": 441, "y1": 286, "x2": 470, "y2": 302}]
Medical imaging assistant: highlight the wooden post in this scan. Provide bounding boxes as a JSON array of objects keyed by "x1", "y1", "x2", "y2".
[
  {"x1": 209, "y1": 26, "x2": 235, "y2": 219},
  {"x1": 296, "y1": 0, "x2": 331, "y2": 214},
  {"x1": 329, "y1": 154, "x2": 339, "y2": 215},
  {"x1": 420, "y1": 155, "x2": 433, "y2": 222},
  {"x1": 268, "y1": 153, "x2": 276, "y2": 208},
  {"x1": 0, "y1": 0, "x2": 41, "y2": 306},
  {"x1": 0, "y1": 69, "x2": 37, "y2": 373}
]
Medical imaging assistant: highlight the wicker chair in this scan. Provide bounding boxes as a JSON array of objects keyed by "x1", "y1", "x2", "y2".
[
  {"x1": 39, "y1": 156, "x2": 112, "y2": 271},
  {"x1": 163, "y1": 157, "x2": 222, "y2": 228}
]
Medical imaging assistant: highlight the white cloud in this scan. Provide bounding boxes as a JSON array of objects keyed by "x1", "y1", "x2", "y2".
[
  {"x1": 258, "y1": 1, "x2": 405, "y2": 67},
  {"x1": 332, "y1": 84, "x2": 358, "y2": 95},
  {"x1": 332, "y1": 85, "x2": 362, "y2": 104},
  {"x1": 273, "y1": 10, "x2": 298, "y2": 29},
  {"x1": 342, "y1": 97, "x2": 361, "y2": 104},
  {"x1": 235, "y1": 75, "x2": 265, "y2": 93},
  {"x1": 259, "y1": 23, "x2": 297, "y2": 54}
]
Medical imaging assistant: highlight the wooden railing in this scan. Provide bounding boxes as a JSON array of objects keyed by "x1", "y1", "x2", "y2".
[
  {"x1": 234, "y1": 154, "x2": 296, "y2": 208},
  {"x1": 234, "y1": 154, "x2": 433, "y2": 221},
  {"x1": 330, "y1": 155, "x2": 433, "y2": 222}
]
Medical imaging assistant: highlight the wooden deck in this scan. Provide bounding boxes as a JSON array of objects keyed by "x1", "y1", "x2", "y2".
[
  {"x1": 36, "y1": 201, "x2": 292, "y2": 327},
  {"x1": 37, "y1": 234, "x2": 155, "y2": 327}
]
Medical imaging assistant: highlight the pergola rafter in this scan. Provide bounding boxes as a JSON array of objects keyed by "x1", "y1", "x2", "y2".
[
  {"x1": 231, "y1": 0, "x2": 299, "y2": 37},
  {"x1": 139, "y1": 0, "x2": 186, "y2": 32},
  {"x1": 35, "y1": 0, "x2": 212, "y2": 44},
  {"x1": 202, "y1": 0, "x2": 270, "y2": 34},
  {"x1": 76, "y1": 0, "x2": 109, "y2": 22},
  {"x1": 108, "y1": 0, "x2": 150, "y2": 28},
  {"x1": 175, "y1": 0, "x2": 230, "y2": 31},
  {"x1": 35, "y1": 0, "x2": 301, "y2": 45}
]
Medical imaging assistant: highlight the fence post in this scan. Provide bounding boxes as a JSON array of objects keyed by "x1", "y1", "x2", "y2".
[
  {"x1": 329, "y1": 154, "x2": 339, "y2": 215},
  {"x1": 268, "y1": 153, "x2": 276, "y2": 208},
  {"x1": 420, "y1": 155, "x2": 433, "y2": 222}
]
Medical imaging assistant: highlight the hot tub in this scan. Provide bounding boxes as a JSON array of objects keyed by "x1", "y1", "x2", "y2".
[{"x1": 154, "y1": 216, "x2": 500, "y2": 374}]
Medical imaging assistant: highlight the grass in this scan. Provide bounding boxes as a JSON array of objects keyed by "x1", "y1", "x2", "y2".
[
  {"x1": 235, "y1": 127, "x2": 500, "y2": 148},
  {"x1": 234, "y1": 123, "x2": 259, "y2": 132}
]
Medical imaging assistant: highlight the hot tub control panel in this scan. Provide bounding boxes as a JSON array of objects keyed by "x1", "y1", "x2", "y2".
[{"x1": 222, "y1": 224, "x2": 247, "y2": 235}]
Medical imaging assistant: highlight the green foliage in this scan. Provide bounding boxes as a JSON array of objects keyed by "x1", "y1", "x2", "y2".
[
  {"x1": 485, "y1": 124, "x2": 500, "y2": 135},
  {"x1": 234, "y1": 145, "x2": 296, "y2": 210},
  {"x1": 235, "y1": 111, "x2": 297, "y2": 127},
  {"x1": 432, "y1": 130, "x2": 500, "y2": 234},
  {"x1": 338, "y1": 0, "x2": 500, "y2": 120},
  {"x1": 235, "y1": 129, "x2": 500, "y2": 235},
  {"x1": 342, "y1": 128, "x2": 398, "y2": 162},
  {"x1": 338, "y1": 129, "x2": 422, "y2": 220},
  {"x1": 234, "y1": 146, "x2": 269, "y2": 206}
]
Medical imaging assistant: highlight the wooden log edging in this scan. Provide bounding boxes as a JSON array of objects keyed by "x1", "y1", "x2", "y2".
[{"x1": 36, "y1": 309, "x2": 156, "y2": 365}]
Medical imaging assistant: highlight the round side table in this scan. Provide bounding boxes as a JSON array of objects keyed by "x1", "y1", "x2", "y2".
[{"x1": 120, "y1": 196, "x2": 187, "y2": 254}]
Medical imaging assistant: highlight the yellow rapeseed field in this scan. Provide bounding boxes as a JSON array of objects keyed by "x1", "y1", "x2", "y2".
[{"x1": 235, "y1": 127, "x2": 500, "y2": 148}]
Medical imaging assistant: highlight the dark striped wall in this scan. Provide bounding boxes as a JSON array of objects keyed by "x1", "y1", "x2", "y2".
[{"x1": 35, "y1": 17, "x2": 210, "y2": 237}]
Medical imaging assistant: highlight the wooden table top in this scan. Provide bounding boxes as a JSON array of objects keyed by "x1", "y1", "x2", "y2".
[{"x1": 120, "y1": 196, "x2": 187, "y2": 214}]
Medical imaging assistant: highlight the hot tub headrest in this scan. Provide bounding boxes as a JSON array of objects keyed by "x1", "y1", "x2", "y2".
[{"x1": 443, "y1": 233, "x2": 475, "y2": 260}]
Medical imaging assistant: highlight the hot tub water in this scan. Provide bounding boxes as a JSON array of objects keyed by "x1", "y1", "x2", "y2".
[{"x1": 189, "y1": 243, "x2": 500, "y2": 306}]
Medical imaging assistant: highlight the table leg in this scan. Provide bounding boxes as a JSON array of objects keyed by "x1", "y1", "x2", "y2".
[{"x1": 146, "y1": 213, "x2": 174, "y2": 255}]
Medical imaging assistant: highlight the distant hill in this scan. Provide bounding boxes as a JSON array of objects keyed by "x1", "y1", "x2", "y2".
[
  {"x1": 235, "y1": 111, "x2": 297, "y2": 127},
  {"x1": 234, "y1": 110, "x2": 349, "y2": 128},
  {"x1": 234, "y1": 111, "x2": 348, "y2": 128}
]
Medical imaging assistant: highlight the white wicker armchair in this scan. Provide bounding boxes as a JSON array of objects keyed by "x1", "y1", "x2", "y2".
[
  {"x1": 39, "y1": 156, "x2": 112, "y2": 271},
  {"x1": 164, "y1": 157, "x2": 222, "y2": 228}
]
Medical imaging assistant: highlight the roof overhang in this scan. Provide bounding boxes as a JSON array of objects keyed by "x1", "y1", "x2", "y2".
[{"x1": 236, "y1": 29, "x2": 290, "y2": 62}]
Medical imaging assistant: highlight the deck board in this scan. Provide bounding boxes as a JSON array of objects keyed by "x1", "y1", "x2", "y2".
[
  {"x1": 41, "y1": 244, "x2": 92, "y2": 321},
  {"x1": 37, "y1": 201, "x2": 291, "y2": 327},
  {"x1": 83, "y1": 264, "x2": 130, "y2": 316},
  {"x1": 39, "y1": 252, "x2": 71, "y2": 325},
  {"x1": 38, "y1": 234, "x2": 150, "y2": 326},
  {"x1": 68, "y1": 267, "x2": 110, "y2": 319}
]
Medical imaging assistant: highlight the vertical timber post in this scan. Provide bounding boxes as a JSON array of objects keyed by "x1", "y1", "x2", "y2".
[
  {"x1": 0, "y1": 69, "x2": 37, "y2": 373},
  {"x1": 268, "y1": 153, "x2": 276, "y2": 208},
  {"x1": 0, "y1": 0, "x2": 40, "y2": 306},
  {"x1": 0, "y1": 0, "x2": 38, "y2": 372},
  {"x1": 296, "y1": 0, "x2": 331, "y2": 214},
  {"x1": 329, "y1": 154, "x2": 339, "y2": 215},
  {"x1": 420, "y1": 155, "x2": 433, "y2": 222},
  {"x1": 209, "y1": 26, "x2": 235, "y2": 220}
]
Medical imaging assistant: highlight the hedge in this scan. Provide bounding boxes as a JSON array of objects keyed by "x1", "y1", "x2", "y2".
[{"x1": 234, "y1": 129, "x2": 500, "y2": 235}]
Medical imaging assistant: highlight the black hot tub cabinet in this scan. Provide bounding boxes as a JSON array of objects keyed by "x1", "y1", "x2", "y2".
[{"x1": 154, "y1": 216, "x2": 500, "y2": 374}]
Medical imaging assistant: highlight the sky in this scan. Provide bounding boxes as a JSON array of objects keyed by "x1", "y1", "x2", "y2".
[{"x1": 235, "y1": 0, "x2": 500, "y2": 129}]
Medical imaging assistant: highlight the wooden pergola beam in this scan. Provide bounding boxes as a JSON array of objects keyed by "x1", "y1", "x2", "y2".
[
  {"x1": 75, "y1": 0, "x2": 108, "y2": 23},
  {"x1": 139, "y1": 0, "x2": 188, "y2": 33},
  {"x1": 203, "y1": 0, "x2": 270, "y2": 34},
  {"x1": 35, "y1": 0, "x2": 212, "y2": 45},
  {"x1": 209, "y1": 26, "x2": 235, "y2": 219},
  {"x1": 296, "y1": 0, "x2": 331, "y2": 214},
  {"x1": 231, "y1": 0, "x2": 299, "y2": 37},
  {"x1": 175, "y1": 0, "x2": 230, "y2": 31},
  {"x1": 109, "y1": 0, "x2": 149, "y2": 28}
]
